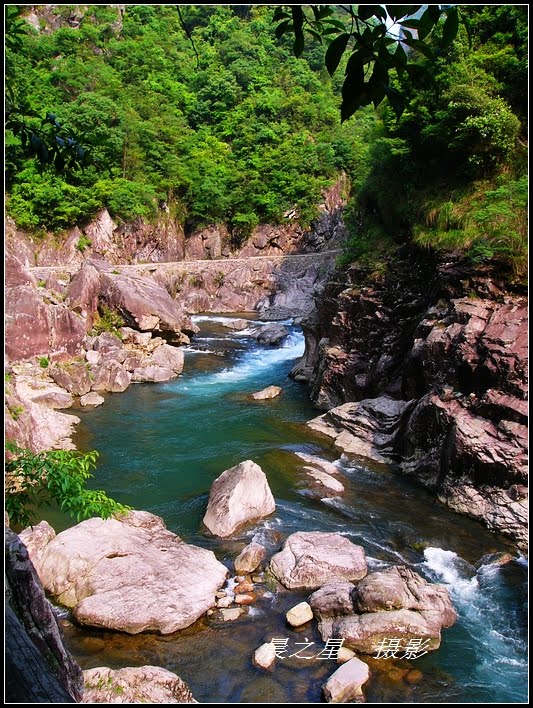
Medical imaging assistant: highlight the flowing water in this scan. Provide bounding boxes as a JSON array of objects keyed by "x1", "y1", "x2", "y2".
[{"x1": 62, "y1": 316, "x2": 527, "y2": 703}]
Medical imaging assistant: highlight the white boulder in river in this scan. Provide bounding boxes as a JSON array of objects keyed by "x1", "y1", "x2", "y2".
[
  {"x1": 21, "y1": 510, "x2": 228, "y2": 634},
  {"x1": 203, "y1": 460, "x2": 276, "y2": 537},
  {"x1": 269, "y1": 531, "x2": 367, "y2": 590}
]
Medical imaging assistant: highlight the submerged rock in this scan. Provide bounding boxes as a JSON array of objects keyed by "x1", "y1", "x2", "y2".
[
  {"x1": 269, "y1": 532, "x2": 367, "y2": 590},
  {"x1": 24, "y1": 511, "x2": 228, "y2": 634},
  {"x1": 286, "y1": 601, "x2": 313, "y2": 627},
  {"x1": 322, "y1": 657, "x2": 370, "y2": 703},
  {"x1": 253, "y1": 643, "x2": 276, "y2": 670},
  {"x1": 203, "y1": 460, "x2": 276, "y2": 537},
  {"x1": 80, "y1": 392, "x2": 104, "y2": 407},
  {"x1": 82, "y1": 666, "x2": 196, "y2": 703},
  {"x1": 252, "y1": 385, "x2": 282, "y2": 400}
]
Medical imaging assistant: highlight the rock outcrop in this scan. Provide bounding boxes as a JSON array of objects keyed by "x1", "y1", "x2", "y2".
[
  {"x1": 82, "y1": 666, "x2": 196, "y2": 704},
  {"x1": 23, "y1": 511, "x2": 228, "y2": 634},
  {"x1": 5, "y1": 253, "x2": 86, "y2": 362},
  {"x1": 269, "y1": 532, "x2": 367, "y2": 590},
  {"x1": 298, "y1": 251, "x2": 528, "y2": 546},
  {"x1": 310, "y1": 565, "x2": 457, "y2": 654},
  {"x1": 203, "y1": 460, "x2": 276, "y2": 537},
  {"x1": 5, "y1": 528, "x2": 83, "y2": 701}
]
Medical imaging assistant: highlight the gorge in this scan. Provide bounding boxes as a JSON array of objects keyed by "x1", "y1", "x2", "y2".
[{"x1": 4, "y1": 4, "x2": 527, "y2": 705}]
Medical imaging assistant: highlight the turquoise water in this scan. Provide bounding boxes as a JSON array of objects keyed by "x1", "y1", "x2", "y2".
[{"x1": 64, "y1": 316, "x2": 527, "y2": 703}]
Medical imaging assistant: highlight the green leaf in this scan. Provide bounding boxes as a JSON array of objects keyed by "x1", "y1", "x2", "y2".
[
  {"x1": 403, "y1": 37, "x2": 434, "y2": 60},
  {"x1": 341, "y1": 62, "x2": 366, "y2": 122},
  {"x1": 442, "y1": 7, "x2": 459, "y2": 47},
  {"x1": 325, "y1": 33, "x2": 350, "y2": 76},
  {"x1": 275, "y1": 19, "x2": 292, "y2": 39},
  {"x1": 384, "y1": 85, "x2": 405, "y2": 119},
  {"x1": 385, "y1": 5, "x2": 423, "y2": 22},
  {"x1": 358, "y1": 5, "x2": 388, "y2": 22}
]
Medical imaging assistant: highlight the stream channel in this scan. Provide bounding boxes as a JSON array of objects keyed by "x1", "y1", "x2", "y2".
[{"x1": 60, "y1": 315, "x2": 527, "y2": 703}]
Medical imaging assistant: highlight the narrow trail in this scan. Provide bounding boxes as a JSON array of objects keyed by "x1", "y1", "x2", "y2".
[{"x1": 29, "y1": 250, "x2": 342, "y2": 276}]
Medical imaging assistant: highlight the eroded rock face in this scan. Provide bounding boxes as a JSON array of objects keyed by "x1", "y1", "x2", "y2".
[
  {"x1": 269, "y1": 532, "x2": 367, "y2": 590},
  {"x1": 300, "y1": 252, "x2": 528, "y2": 546},
  {"x1": 5, "y1": 385, "x2": 80, "y2": 452},
  {"x1": 82, "y1": 666, "x2": 196, "y2": 704},
  {"x1": 5, "y1": 529, "x2": 83, "y2": 701},
  {"x1": 23, "y1": 511, "x2": 228, "y2": 634},
  {"x1": 203, "y1": 460, "x2": 276, "y2": 537},
  {"x1": 6, "y1": 281, "x2": 86, "y2": 362}
]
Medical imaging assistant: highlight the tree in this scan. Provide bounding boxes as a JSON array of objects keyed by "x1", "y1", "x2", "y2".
[
  {"x1": 5, "y1": 444, "x2": 130, "y2": 528},
  {"x1": 272, "y1": 4, "x2": 464, "y2": 120}
]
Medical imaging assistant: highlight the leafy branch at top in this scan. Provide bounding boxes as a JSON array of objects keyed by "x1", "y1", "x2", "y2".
[
  {"x1": 5, "y1": 443, "x2": 131, "y2": 528},
  {"x1": 273, "y1": 5, "x2": 464, "y2": 121}
]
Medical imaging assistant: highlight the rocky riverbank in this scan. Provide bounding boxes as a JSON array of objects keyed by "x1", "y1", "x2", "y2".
[{"x1": 291, "y1": 248, "x2": 528, "y2": 548}]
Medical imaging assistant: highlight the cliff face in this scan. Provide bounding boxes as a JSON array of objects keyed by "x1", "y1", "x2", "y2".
[
  {"x1": 296, "y1": 249, "x2": 528, "y2": 547},
  {"x1": 7, "y1": 179, "x2": 347, "y2": 268}
]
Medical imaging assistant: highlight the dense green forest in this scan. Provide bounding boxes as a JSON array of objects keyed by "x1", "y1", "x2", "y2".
[{"x1": 5, "y1": 5, "x2": 527, "y2": 275}]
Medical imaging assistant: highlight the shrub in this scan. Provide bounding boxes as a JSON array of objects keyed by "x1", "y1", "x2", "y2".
[{"x1": 5, "y1": 443, "x2": 131, "y2": 527}]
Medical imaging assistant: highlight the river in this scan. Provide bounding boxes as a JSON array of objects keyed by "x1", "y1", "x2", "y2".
[{"x1": 62, "y1": 315, "x2": 527, "y2": 703}]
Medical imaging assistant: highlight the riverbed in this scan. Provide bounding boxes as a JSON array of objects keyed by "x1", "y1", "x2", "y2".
[{"x1": 63, "y1": 315, "x2": 527, "y2": 703}]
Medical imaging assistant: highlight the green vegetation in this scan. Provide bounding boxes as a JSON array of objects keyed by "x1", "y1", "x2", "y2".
[
  {"x1": 38, "y1": 356, "x2": 49, "y2": 368},
  {"x1": 337, "y1": 5, "x2": 527, "y2": 277},
  {"x1": 91, "y1": 306, "x2": 124, "y2": 337},
  {"x1": 76, "y1": 235, "x2": 92, "y2": 252},
  {"x1": 5, "y1": 5, "x2": 364, "y2": 235},
  {"x1": 5, "y1": 443, "x2": 131, "y2": 528},
  {"x1": 5, "y1": 5, "x2": 527, "y2": 277}
]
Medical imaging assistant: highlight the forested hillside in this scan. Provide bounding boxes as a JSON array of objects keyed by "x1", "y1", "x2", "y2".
[
  {"x1": 5, "y1": 4, "x2": 527, "y2": 275},
  {"x1": 5, "y1": 4, "x2": 362, "y2": 236}
]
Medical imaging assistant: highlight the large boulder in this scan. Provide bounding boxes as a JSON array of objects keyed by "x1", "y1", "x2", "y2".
[
  {"x1": 23, "y1": 511, "x2": 228, "y2": 634},
  {"x1": 203, "y1": 460, "x2": 276, "y2": 537},
  {"x1": 254, "y1": 324, "x2": 289, "y2": 346},
  {"x1": 131, "y1": 365, "x2": 176, "y2": 383},
  {"x1": 82, "y1": 666, "x2": 196, "y2": 704},
  {"x1": 98, "y1": 266, "x2": 192, "y2": 342},
  {"x1": 322, "y1": 658, "x2": 370, "y2": 703},
  {"x1": 50, "y1": 361, "x2": 92, "y2": 396},
  {"x1": 312, "y1": 566, "x2": 457, "y2": 655},
  {"x1": 269, "y1": 532, "x2": 367, "y2": 590},
  {"x1": 148, "y1": 343, "x2": 185, "y2": 374},
  {"x1": 91, "y1": 361, "x2": 131, "y2": 393},
  {"x1": 329, "y1": 609, "x2": 442, "y2": 654},
  {"x1": 353, "y1": 566, "x2": 457, "y2": 625}
]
